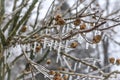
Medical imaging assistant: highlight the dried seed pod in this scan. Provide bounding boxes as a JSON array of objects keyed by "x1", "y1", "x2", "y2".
[
  {"x1": 70, "y1": 42, "x2": 78, "y2": 48},
  {"x1": 74, "y1": 18, "x2": 81, "y2": 26},
  {"x1": 53, "y1": 76, "x2": 63, "y2": 80},
  {"x1": 35, "y1": 45, "x2": 41, "y2": 52},
  {"x1": 93, "y1": 35, "x2": 101, "y2": 43},
  {"x1": 57, "y1": 18, "x2": 66, "y2": 25},
  {"x1": 21, "y1": 25, "x2": 27, "y2": 32},
  {"x1": 58, "y1": 67, "x2": 63, "y2": 71},
  {"x1": 80, "y1": 23, "x2": 86, "y2": 30},
  {"x1": 58, "y1": 67, "x2": 66, "y2": 71},
  {"x1": 116, "y1": 59, "x2": 120, "y2": 65},
  {"x1": 55, "y1": 14, "x2": 62, "y2": 21},
  {"x1": 33, "y1": 34, "x2": 39, "y2": 38},
  {"x1": 92, "y1": 15, "x2": 96, "y2": 19},
  {"x1": 25, "y1": 63, "x2": 31, "y2": 72},
  {"x1": 49, "y1": 70, "x2": 55, "y2": 75},
  {"x1": 109, "y1": 57, "x2": 115, "y2": 64},
  {"x1": 62, "y1": 68, "x2": 66, "y2": 71},
  {"x1": 63, "y1": 75, "x2": 68, "y2": 80},
  {"x1": 55, "y1": 72, "x2": 61, "y2": 77},
  {"x1": 46, "y1": 59, "x2": 51, "y2": 64},
  {"x1": 90, "y1": 23, "x2": 94, "y2": 26},
  {"x1": 53, "y1": 72, "x2": 63, "y2": 80}
]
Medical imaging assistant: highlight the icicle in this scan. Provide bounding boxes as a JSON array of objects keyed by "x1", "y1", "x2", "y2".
[
  {"x1": 76, "y1": 76, "x2": 80, "y2": 79},
  {"x1": 54, "y1": 41, "x2": 58, "y2": 50},
  {"x1": 43, "y1": 38, "x2": 47, "y2": 48},
  {"x1": 93, "y1": 60, "x2": 96, "y2": 65},
  {"x1": 56, "y1": 42, "x2": 61, "y2": 63},
  {"x1": 62, "y1": 26, "x2": 65, "y2": 33},
  {"x1": 73, "y1": 63, "x2": 77, "y2": 71},
  {"x1": 86, "y1": 66, "x2": 90, "y2": 73},
  {"x1": 40, "y1": 48, "x2": 43, "y2": 54},
  {"x1": 62, "y1": 56, "x2": 71, "y2": 70},
  {"x1": 86, "y1": 43, "x2": 89, "y2": 49},
  {"x1": 91, "y1": 44, "x2": 96, "y2": 49},
  {"x1": 34, "y1": 42, "x2": 37, "y2": 52},
  {"x1": 50, "y1": 40, "x2": 54, "y2": 51},
  {"x1": 69, "y1": 75, "x2": 72, "y2": 80},
  {"x1": 88, "y1": 78, "x2": 91, "y2": 80},
  {"x1": 65, "y1": 40, "x2": 68, "y2": 52},
  {"x1": 82, "y1": 78, "x2": 86, "y2": 80},
  {"x1": 66, "y1": 26, "x2": 69, "y2": 32},
  {"x1": 59, "y1": 55, "x2": 64, "y2": 66},
  {"x1": 43, "y1": 29, "x2": 48, "y2": 48},
  {"x1": 78, "y1": 62, "x2": 81, "y2": 68}
]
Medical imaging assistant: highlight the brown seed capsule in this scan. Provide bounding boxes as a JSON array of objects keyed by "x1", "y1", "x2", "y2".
[
  {"x1": 62, "y1": 68, "x2": 66, "y2": 71},
  {"x1": 46, "y1": 59, "x2": 51, "y2": 64},
  {"x1": 92, "y1": 15, "x2": 96, "y2": 19},
  {"x1": 74, "y1": 18, "x2": 81, "y2": 26},
  {"x1": 58, "y1": 67, "x2": 62, "y2": 71},
  {"x1": 90, "y1": 23, "x2": 94, "y2": 26},
  {"x1": 57, "y1": 18, "x2": 66, "y2": 25},
  {"x1": 33, "y1": 34, "x2": 39, "y2": 38},
  {"x1": 58, "y1": 67, "x2": 66, "y2": 71},
  {"x1": 93, "y1": 35, "x2": 101, "y2": 43},
  {"x1": 63, "y1": 75, "x2": 68, "y2": 80},
  {"x1": 35, "y1": 45, "x2": 41, "y2": 52},
  {"x1": 49, "y1": 70, "x2": 55, "y2": 75},
  {"x1": 70, "y1": 42, "x2": 78, "y2": 48},
  {"x1": 55, "y1": 72, "x2": 61, "y2": 76},
  {"x1": 109, "y1": 57, "x2": 115, "y2": 64},
  {"x1": 116, "y1": 59, "x2": 120, "y2": 65},
  {"x1": 80, "y1": 23, "x2": 86, "y2": 30},
  {"x1": 55, "y1": 14, "x2": 62, "y2": 21},
  {"x1": 21, "y1": 26, "x2": 27, "y2": 32},
  {"x1": 53, "y1": 76, "x2": 63, "y2": 80}
]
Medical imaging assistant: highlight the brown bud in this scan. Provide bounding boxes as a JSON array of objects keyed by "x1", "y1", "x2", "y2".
[
  {"x1": 93, "y1": 35, "x2": 101, "y2": 43},
  {"x1": 92, "y1": 15, "x2": 96, "y2": 19},
  {"x1": 55, "y1": 14, "x2": 62, "y2": 21},
  {"x1": 58, "y1": 67, "x2": 66, "y2": 71},
  {"x1": 35, "y1": 45, "x2": 41, "y2": 52},
  {"x1": 80, "y1": 23, "x2": 86, "y2": 30},
  {"x1": 46, "y1": 59, "x2": 51, "y2": 64},
  {"x1": 33, "y1": 34, "x2": 39, "y2": 38},
  {"x1": 63, "y1": 75, "x2": 68, "y2": 80},
  {"x1": 70, "y1": 42, "x2": 78, "y2": 48},
  {"x1": 90, "y1": 23, "x2": 94, "y2": 26},
  {"x1": 74, "y1": 18, "x2": 81, "y2": 26},
  {"x1": 58, "y1": 67, "x2": 62, "y2": 71},
  {"x1": 55, "y1": 72, "x2": 61, "y2": 77},
  {"x1": 57, "y1": 18, "x2": 66, "y2": 25},
  {"x1": 109, "y1": 57, "x2": 115, "y2": 64},
  {"x1": 116, "y1": 59, "x2": 120, "y2": 65},
  {"x1": 49, "y1": 70, "x2": 55, "y2": 75},
  {"x1": 21, "y1": 26, "x2": 27, "y2": 32}
]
